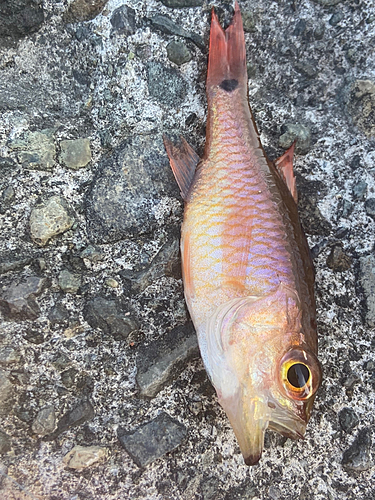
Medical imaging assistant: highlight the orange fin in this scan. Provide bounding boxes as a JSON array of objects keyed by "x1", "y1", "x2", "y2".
[
  {"x1": 207, "y1": 1, "x2": 247, "y2": 95},
  {"x1": 274, "y1": 142, "x2": 298, "y2": 203},
  {"x1": 163, "y1": 135, "x2": 200, "y2": 200}
]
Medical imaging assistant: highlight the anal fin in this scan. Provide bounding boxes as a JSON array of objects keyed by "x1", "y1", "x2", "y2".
[
  {"x1": 163, "y1": 135, "x2": 200, "y2": 200},
  {"x1": 275, "y1": 142, "x2": 297, "y2": 203}
]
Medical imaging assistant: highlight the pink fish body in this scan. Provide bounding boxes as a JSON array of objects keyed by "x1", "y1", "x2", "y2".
[{"x1": 164, "y1": 1, "x2": 321, "y2": 465}]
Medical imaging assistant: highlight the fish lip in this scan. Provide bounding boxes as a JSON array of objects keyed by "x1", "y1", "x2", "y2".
[{"x1": 244, "y1": 453, "x2": 262, "y2": 466}]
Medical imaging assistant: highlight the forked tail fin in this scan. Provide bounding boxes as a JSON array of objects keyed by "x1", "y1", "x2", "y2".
[{"x1": 207, "y1": 1, "x2": 247, "y2": 96}]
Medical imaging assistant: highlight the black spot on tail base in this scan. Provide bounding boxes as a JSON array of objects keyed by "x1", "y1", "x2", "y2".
[{"x1": 219, "y1": 79, "x2": 238, "y2": 92}]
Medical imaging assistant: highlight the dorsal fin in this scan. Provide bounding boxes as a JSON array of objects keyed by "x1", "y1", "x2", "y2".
[
  {"x1": 274, "y1": 142, "x2": 297, "y2": 203},
  {"x1": 163, "y1": 135, "x2": 200, "y2": 200}
]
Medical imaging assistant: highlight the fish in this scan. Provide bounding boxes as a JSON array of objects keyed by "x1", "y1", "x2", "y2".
[{"x1": 164, "y1": 1, "x2": 322, "y2": 466}]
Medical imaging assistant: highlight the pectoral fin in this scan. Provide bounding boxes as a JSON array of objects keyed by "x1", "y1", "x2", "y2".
[
  {"x1": 275, "y1": 142, "x2": 297, "y2": 203},
  {"x1": 163, "y1": 135, "x2": 200, "y2": 200}
]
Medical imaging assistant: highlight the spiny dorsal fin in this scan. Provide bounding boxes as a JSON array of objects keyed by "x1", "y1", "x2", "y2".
[
  {"x1": 163, "y1": 135, "x2": 200, "y2": 200},
  {"x1": 274, "y1": 142, "x2": 297, "y2": 203}
]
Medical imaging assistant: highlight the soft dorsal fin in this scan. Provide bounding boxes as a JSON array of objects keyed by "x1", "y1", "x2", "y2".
[
  {"x1": 274, "y1": 142, "x2": 297, "y2": 203},
  {"x1": 163, "y1": 135, "x2": 200, "y2": 200}
]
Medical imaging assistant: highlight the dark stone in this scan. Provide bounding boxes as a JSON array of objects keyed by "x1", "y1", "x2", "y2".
[
  {"x1": 118, "y1": 412, "x2": 187, "y2": 467},
  {"x1": 347, "y1": 80, "x2": 375, "y2": 138},
  {"x1": 166, "y1": 41, "x2": 192, "y2": 66},
  {"x1": 64, "y1": 0, "x2": 108, "y2": 23},
  {"x1": 293, "y1": 19, "x2": 306, "y2": 37},
  {"x1": 296, "y1": 177, "x2": 332, "y2": 236},
  {"x1": 147, "y1": 62, "x2": 187, "y2": 107},
  {"x1": 219, "y1": 79, "x2": 238, "y2": 92},
  {"x1": 80, "y1": 245, "x2": 104, "y2": 263},
  {"x1": 0, "y1": 370, "x2": 15, "y2": 416},
  {"x1": 46, "y1": 399, "x2": 95, "y2": 440},
  {"x1": 23, "y1": 326, "x2": 45, "y2": 344},
  {"x1": 341, "y1": 361, "x2": 361, "y2": 390},
  {"x1": 84, "y1": 297, "x2": 138, "y2": 340},
  {"x1": 48, "y1": 302, "x2": 70, "y2": 325},
  {"x1": 0, "y1": 430, "x2": 11, "y2": 454},
  {"x1": 329, "y1": 11, "x2": 343, "y2": 26},
  {"x1": 342, "y1": 428, "x2": 372, "y2": 471},
  {"x1": 339, "y1": 408, "x2": 359, "y2": 433},
  {"x1": 51, "y1": 352, "x2": 71, "y2": 371},
  {"x1": 61, "y1": 368, "x2": 79, "y2": 388},
  {"x1": 365, "y1": 198, "x2": 375, "y2": 218},
  {"x1": 224, "y1": 482, "x2": 259, "y2": 500},
  {"x1": 0, "y1": 157, "x2": 17, "y2": 170},
  {"x1": 294, "y1": 61, "x2": 318, "y2": 79},
  {"x1": 360, "y1": 254, "x2": 375, "y2": 326},
  {"x1": 339, "y1": 199, "x2": 353, "y2": 218},
  {"x1": 0, "y1": 253, "x2": 32, "y2": 275},
  {"x1": 0, "y1": 346, "x2": 21, "y2": 366},
  {"x1": 314, "y1": 23, "x2": 325, "y2": 40},
  {"x1": 121, "y1": 237, "x2": 181, "y2": 294},
  {"x1": 159, "y1": 0, "x2": 203, "y2": 6},
  {"x1": 326, "y1": 245, "x2": 352, "y2": 272},
  {"x1": 352, "y1": 180, "x2": 367, "y2": 201},
  {"x1": 149, "y1": 15, "x2": 205, "y2": 52},
  {"x1": 110, "y1": 5, "x2": 136, "y2": 36},
  {"x1": 279, "y1": 123, "x2": 311, "y2": 154},
  {"x1": 136, "y1": 322, "x2": 199, "y2": 397},
  {"x1": 31, "y1": 406, "x2": 56, "y2": 436},
  {"x1": 0, "y1": 0, "x2": 44, "y2": 40},
  {"x1": 0, "y1": 275, "x2": 47, "y2": 321},
  {"x1": 86, "y1": 134, "x2": 179, "y2": 243},
  {"x1": 200, "y1": 477, "x2": 224, "y2": 500}
]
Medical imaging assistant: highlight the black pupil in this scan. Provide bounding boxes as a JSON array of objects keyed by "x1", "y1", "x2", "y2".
[{"x1": 287, "y1": 364, "x2": 310, "y2": 388}]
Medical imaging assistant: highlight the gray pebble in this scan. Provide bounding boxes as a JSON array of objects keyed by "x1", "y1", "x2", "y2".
[
  {"x1": 329, "y1": 11, "x2": 343, "y2": 26},
  {"x1": 60, "y1": 138, "x2": 91, "y2": 170},
  {"x1": 9, "y1": 129, "x2": 55, "y2": 171},
  {"x1": 160, "y1": 0, "x2": 203, "y2": 7},
  {"x1": 110, "y1": 5, "x2": 135, "y2": 35},
  {"x1": 342, "y1": 428, "x2": 372, "y2": 471},
  {"x1": 242, "y1": 11, "x2": 256, "y2": 33},
  {"x1": 29, "y1": 196, "x2": 74, "y2": 246},
  {"x1": 167, "y1": 41, "x2": 192, "y2": 66},
  {"x1": 118, "y1": 412, "x2": 187, "y2": 467},
  {"x1": 326, "y1": 245, "x2": 352, "y2": 272},
  {"x1": 0, "y1": 275, "x2": 47, "y2": 320},
  {"x1": 352, "y1": 180, "x2": 368, "y2": 201},
  {"x1": 340, "y1": 199, "x2": 353, "y2": 218},
  {"x1": 48, "y1": 302, "x2": 70, "y2": 325},
  {"x1": 314, "y1": 23, "x2": 325, "y2": 40},
  {"x1": 0, "y1": 253, "x2": 33, "y2": 275},
  {"x1": 136, "y1": 322, "x2": 199, "y2": 398},
  {"x1": 365, "y1": 198, "x2": 375, "y2": 218},
  {"x1": 0, "y1": 370, "x2": 14, "y2": 416},
  {"x1": 338, "y1": 407, "x2": 359, "y2": 433},
  {"x1": 312, "y1": 0, "x2": 342, "y2": 5},
  {"x1": 63, "y1": 445, "x2": 108, "y2": 470},
  {"x1": 0, "y1": 346, "x2": 21, "y2": 366},
  {"x1": 46, "y1": 399, "x2": 95, "y2": 440},
  {"x1": 84, "y1": 296, "x2": 137, "y2": 340},
  {"x1": 0, "y1": 431, "x2": 11, "y2": 455},
  {"x1": 278, "y1": 123, "x2": 311, "y2": 154},
  {"x1": 2, "y1": 186, "x2": 14, "y2": 204},
  {"x1": 80, "y1": 245, "x2": 104, "y2": 263},
  {"x1": 122, "y1": 237, "x2": 180, "y2": 294},
  {"x1": 58, "y1": 269, "x2": 81, "y2": 294},
  {"x1": 147, "y1": 61, "x2": 187, "y2": 107},
  {"x1": 347, "y1": 80, "x2": 375, "y2": 138},
  {"x1": 360, "y1": 254, "x2": 375, "y2": 327},
  {"x1": 149, "y1": 14, "x2": 205, "y2": 51},
  {"x1": 294, "y1": 61, "x2": 318, "y2": 79},
  {"x1": 32, "y1": 406, "x2": 56, "y2": 436},
  {"x1": 64, "y1": 0, "x2": 108, "y2": 23}
]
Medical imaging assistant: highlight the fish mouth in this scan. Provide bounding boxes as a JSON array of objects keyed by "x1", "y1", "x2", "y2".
[{"x1": 220, "y1": 393, "x2": 307, "y2": 466}]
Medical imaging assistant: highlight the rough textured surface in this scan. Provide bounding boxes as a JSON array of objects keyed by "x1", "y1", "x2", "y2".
[{"x1": 0, "y1": 0, "x2": 374, "y2": 499}]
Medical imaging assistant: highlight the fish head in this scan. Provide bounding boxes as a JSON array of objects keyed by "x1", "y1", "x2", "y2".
[{"x1": 205, "y1": 285, "x2": 321, "y2": 465}]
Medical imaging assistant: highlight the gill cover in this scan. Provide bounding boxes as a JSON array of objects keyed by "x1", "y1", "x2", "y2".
[{"x1": 205, "y1": 285, "x2": 321, "y2": 465}]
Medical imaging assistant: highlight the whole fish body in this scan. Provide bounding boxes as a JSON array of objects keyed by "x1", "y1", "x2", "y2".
[{"x1": 164, "y1": 1, "x2": 321, "y2": 466}]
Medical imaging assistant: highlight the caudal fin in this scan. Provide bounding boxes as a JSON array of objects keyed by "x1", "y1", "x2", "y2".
[{"x1": 207, "y1": 1, "x2": 247, "y2": 94}]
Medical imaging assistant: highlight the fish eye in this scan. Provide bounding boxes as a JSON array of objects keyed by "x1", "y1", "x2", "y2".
[
  {"x1": 279, "y1": 348, "x2": 321, "y2": 401},
  {"x1": 287, "y1": 363, "x2": 310, "y2": 388}
]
